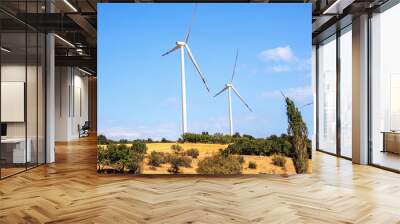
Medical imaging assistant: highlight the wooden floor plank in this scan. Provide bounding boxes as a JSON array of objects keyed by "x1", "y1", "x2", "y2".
[{"x1": 0, "y1": 136, "x2": 399, "y2": 223}]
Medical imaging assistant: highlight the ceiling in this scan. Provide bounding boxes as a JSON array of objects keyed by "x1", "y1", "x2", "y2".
[
  {"x1": 1, "y1": 0, "x2": 396, "y2": 74},
  {"x1": 0, "y1": 0, "x2": 98, "y2": 74}
]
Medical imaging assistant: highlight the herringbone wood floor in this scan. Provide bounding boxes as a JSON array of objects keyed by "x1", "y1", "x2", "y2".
[{"x1": 1, "y1": 136, "x2": 400, "y2": 224}]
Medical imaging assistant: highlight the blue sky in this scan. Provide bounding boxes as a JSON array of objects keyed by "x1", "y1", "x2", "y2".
[{"x1": 98, "y1": 3, "x2": 312, "y2": 140}]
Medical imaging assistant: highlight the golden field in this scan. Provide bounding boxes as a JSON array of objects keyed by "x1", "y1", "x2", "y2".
[
  {"x1": 99, "y1": 142, "x2": 312, "y2": 175},
  {"x1": 142, "y1": 142, "x2": 302, "y2": 175}
]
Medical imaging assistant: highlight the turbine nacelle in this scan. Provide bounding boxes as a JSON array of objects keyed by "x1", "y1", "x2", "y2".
[
  {"x1": 176, "y1": 41, "x2": 186, "y2": 46},
  {"x1": 226, "y1": 83, "x2": 232, "y2": 88}
]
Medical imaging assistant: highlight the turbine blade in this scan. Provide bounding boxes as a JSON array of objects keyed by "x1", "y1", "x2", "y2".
[
  {"x1": 161, "y1": 46, "x2": 179, "y2": 56},
  {"x1": 214, "y1": 86, "x2": 228, "y2": 97},
  {"x1": 185, "y1": 44, "x2": 210, "y2": 92},
  {"x1": 231, "y1": 86, "x2": 252, "y2": 112},
  {"x1": 184, "y1": 4, "x2": 198, "y2": 43},
  {"x1": 230, "y1": 49, "x2": 239, "y2": 83},
  {"x1": 301, "y1": 102, "x2": 313, "y2": 109}
]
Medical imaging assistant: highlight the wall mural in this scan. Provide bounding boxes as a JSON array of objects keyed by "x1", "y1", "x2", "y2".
[{"x1": 97, "y1": 3, "x2": 312, "y2": 175}]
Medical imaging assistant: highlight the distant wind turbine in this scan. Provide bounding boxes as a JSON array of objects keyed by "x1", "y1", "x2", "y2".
[
  {"x1": 214, "y1": 50, "x2": 252, "y2": 136},
  {"x1": 161, "y1": 5, "x2": 210, "y2": 135}
]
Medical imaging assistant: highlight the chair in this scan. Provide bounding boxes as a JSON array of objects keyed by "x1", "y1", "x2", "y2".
[{"x1": 79, "y1": 121, "x2": 90, "y2": 138}]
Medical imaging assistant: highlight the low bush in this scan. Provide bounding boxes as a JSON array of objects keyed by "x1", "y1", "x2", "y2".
[
  {"x1": 97, "y1": 146, "x2": 110, "y2": 171},
  {"x1": 148, "y1": 151, "x2": 165, "y2": 167},
  {"x1": 237, "y1": 155, "x2": 245, "y2": 164},
  {"x1": 98, "y1": 143, "x2": 145, "y2": 173},
  {"x1": 168, "y1": 155, "x2": 192, "y2": 174},
  {"x1": 108, "y1": 144, "x2": 129, "y2": 164},
  {"x1": 272, "y1": 154, "x2": 286, "y2": 167},
  {"x1": 196, "y1": 153, "x2": 243, "y2": 175},
  {"x1": 225, "y1": 138, "x2": 291, "y2": 157},
  {"x1": 248, "y1": 161, "x2": 257, "y2": 169},
  {"x1": 126, "y1": 152, "x2": 144, "y2": 174},
  {"x1": 171, "y1": 144, "x2": 184, "y2": 154},
  {"x1": 185, "y1": 148, "x2": 199, "y2": 159}
]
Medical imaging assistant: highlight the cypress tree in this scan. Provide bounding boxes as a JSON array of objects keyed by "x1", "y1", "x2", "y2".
[{"x1": 284, "y1": 97, "x2": 309, "y2": 174}]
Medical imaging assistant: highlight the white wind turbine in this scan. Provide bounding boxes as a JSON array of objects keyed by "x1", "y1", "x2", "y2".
[
  {"x1": 214, "y1": 50, "x2": 252, "y2": 136},
  {"x1": 161, "y1": 6, "x2": 210, "y2": 135}
]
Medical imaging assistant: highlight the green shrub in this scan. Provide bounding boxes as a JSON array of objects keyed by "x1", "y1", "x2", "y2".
[
  {"x1": 248, "y1": 161, "x2": 257, "y2": 169},
  {"x1": 126, "y1": 152, "x2": 144, "y2": 174},
  {"x1": 272, "y1": 154, "x2": 286, "y2": 167},
  {"x1": 168, "y1": 155, "x2": 192, "y2": 174},
  {"x1": 148, "y1": 151, "x2": 165, "y2": 167},
  {"x1": 171, "y1": 144, "x2": 183, "y2": 154},
  {"x1": 108, "y1": 144, "x2": 128, "y2": 164},
  {"x1": 237, "y1": 155, "x2": 245, "y2": 164},
  {"x1": 97, "y1": 146, "x2": 109, "y2": 171},
  {"x1": 185, "y1": 148, "x2": 199, "y2": 159},
  {"x1": 225, "y1": 138, "x2": 291, "y2": 157},
  {"x1": 103, "y1": 143, "x2": 145, "y2": 173},
  {"x1": 130, "y1": 141, "x2": 147, "y2": 154},
  {"x1": 182, "y1": 132, "x2": 233, "y2": 144},
  {"x1": 196, "y1": 153, "x2": 242, "y2": 175}
]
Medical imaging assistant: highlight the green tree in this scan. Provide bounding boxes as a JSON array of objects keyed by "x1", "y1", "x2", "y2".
[
  {"x1": 285, "y1": 97, "x2": 309, "y2": 174},
  {"x1": 97, "y1": 134, "x2": 108, "y2": 145},
  {"x1": 130, "y1": 141, "x2": 147, "y2": 154},
  {"x1": 161, "y1": 138, "x2": 168, "y2": 143}
]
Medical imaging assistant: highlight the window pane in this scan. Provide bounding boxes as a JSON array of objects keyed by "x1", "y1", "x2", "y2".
[
  {"x1": 27, "y1": 31, "x2": 38, "y2": 169},
  {"x1": 1, "y1": 31, "x2": 27, "y2": 177},
  {"x1": 340, "y1": 27, "x2": 352, "y2": 158},
  {"x1": 38, "y1": 33, "x2": 45, "y2": 165},
  {"x1": 318, "y1": 35, "x2": 337, "y2": 154},
  {"x1": 371, "y1": 3, "x2": 400, "y2": 171}
]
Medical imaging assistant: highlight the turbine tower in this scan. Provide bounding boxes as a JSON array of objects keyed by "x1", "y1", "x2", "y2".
[
  {"x1": 214, "y1": 50, "x2": 252, "y2": 136},
  {"x1": 162, "y1": 5, "x2": 210, "y2": 135}
]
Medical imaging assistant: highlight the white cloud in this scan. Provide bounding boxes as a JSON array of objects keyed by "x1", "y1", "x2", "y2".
[
  {"x1": 261, "y1": 86, "x2": 313, "y2": 103},
  {"x1": 258, "y1": 46, "x2": 295, "y2": 62},
  {"x1": 258, "y1": 46, "x2": 311, "y2": 74},
  {"x1": 270, "y1": 65, "x2": 290, "y2": 73}
]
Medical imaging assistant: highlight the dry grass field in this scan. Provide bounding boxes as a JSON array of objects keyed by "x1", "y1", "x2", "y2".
[
  {"x1": 98, "y1": 142, "x2": 312, "y2": 175},
  {"x1": 142, "y1": 142, "x2": 301, "y2": 175}
]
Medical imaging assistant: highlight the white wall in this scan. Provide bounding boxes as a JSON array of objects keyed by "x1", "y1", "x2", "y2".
[{"x1": 55, "y1": 67, "x2": 89, "y2": 141}]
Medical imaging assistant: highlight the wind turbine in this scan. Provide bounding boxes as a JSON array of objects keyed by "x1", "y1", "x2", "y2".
[
  {"x1": 161, "y1": 5, "x2": 210, "y2": 135},
  {"x1": 214, "y1": 50, "x2": 252, "y2": 136}
]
